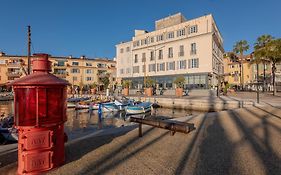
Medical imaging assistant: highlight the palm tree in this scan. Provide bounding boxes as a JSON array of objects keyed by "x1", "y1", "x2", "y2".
[
  {"x1": 233, "y1": 40, "x2": 249, "y2": 90},
  {"x1": 254, "y1": 35, "x2": 273, "y2": 91},
  {"x1": 266, "y1": 39, "x2": 281, "y2": 95}
]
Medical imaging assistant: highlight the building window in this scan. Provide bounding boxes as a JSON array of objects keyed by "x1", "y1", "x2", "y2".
[
  {"x1": 189, "y1": 25, "x2": 198, "y2": 34},
  {"x1": 177, "y1": 29, "x2": 185, "y2": 37},
  {"x1": 126, "y1": 47, "x2": 130, "y2": 52},
  {"x1": 57, "y1": 61, "x2": 65, "y2": 66},
  {"x1": 191, "y1": 43, "x2": 197, "y2": 55},
  {"x1": 178, "y1": 60, "x2": 187, "y2": 69},
  {"x1": 142, "y1": 53, "x2": 146, "y2": 62},
  {"x1": 133, "y1": 41, "x2": 140, "y2": 47},
  {"x1": 72, "y1": 62, "x2": 79, "y2": 66},
  {"x1": 141, "y1": 39, "x2": 147, "y2": 45},
  {"x1": 134, "y1": 54, "x2": 138, "y2": 63},
  {"x1": 86, "y1": 62, "x2": 92, "y2": 66},
  {"x1": 188, "y1": 58, "x2": 199, "y2": 68},
  {"x1": 150, "y1": 37, "x2": 154, "y2": 43},
  {"x1": 71, "y1": 68, "x2": 80, "y2": 73},
  {"x1": 120, "y1": 69, "x2": 124, "y2": 74},
  {"x1": 126, "y1": 68, "x2": 131, "y2": 73},
  {"x1": 167, "y1": 61, "x2": 175, "y2": 70},
  {"x1": 157, "y1": 63, "x2": 165, "y2": 71},
  {"x1": 167, "y1": 32, "x2": 174, "y2": 39},
  {"x1": 156, "y1": 35, "x2": 164, "y2": 42},
  {"x1": 133, "y1": 66, "x2": 139, "y2": 73},
  {"x1": 168, "y1": 47, "x2": 173, "y2": 58},
  {"x1": 73, "y1": 76, "x2": 77, "y2": 81},
  {"x1": 142, "y1": 65, "x2": 146, "y2": 73},
  {"x1": 148, "y1": 64, "x2": 156, "y2": 72},
  {"x1": 158, "y1": 50, "x2": 163, "y2": 60},
  {"x1": 120, "y1": 48, "x2": 124, "y2": 53},
  {"x1": 86, "y1": 69, "x2": 92, "y2": 74},
  {"x1": 86, "y1": 77, "x2": 92, "y2": 81},
  {"x1": 150, "y1": 51, "x2": 154, "y2": 61},
  {"x1": 179, "y1": 45, "x2": 184, "y2": 56}
]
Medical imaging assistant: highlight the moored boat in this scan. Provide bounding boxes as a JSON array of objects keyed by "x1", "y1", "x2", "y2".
[
  {"x1": 102, "y1": 102, "x2": 119, "y2": 112},
  {"x1": 125, "y1": 102, "x2": 152, "y2": 115}
]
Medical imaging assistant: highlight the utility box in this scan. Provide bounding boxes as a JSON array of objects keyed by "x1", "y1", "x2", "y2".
[{"x1": 9, "y1": 54, "x2": 69, "y2": 175}]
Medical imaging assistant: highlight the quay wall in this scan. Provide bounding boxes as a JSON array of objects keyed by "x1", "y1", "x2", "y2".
[{"x1": 127, "y1": 96, "x2": 254, "y2": 112}]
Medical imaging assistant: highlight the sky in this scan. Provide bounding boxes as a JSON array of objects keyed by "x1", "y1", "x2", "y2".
[{"x1": 0, "y1": 0, "x2": 280, "y2": 59}]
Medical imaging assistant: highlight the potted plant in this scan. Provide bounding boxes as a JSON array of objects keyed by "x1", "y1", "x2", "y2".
[
  {"x1": 91, "y1": 82, "x2": 98, "y2": 94},
  {"x1": 145, "y1": 77, "x2": 155, "y2": 97},
  {"x1": 122, "y1": 80, "x2": 131, "y2": 96},
  {"x1": 174, "y1": 76, "x2": 185, "y2": 97}
]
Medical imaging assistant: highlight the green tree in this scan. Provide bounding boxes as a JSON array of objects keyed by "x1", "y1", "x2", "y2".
[
  {"x1": 100, "y1": 75, "x2": 110, "y2": 89},
  {"x1": 145, "y1": 77, "x2": 156, "y2": 88},
  {"x1": 254, "y1": 35, "x2": 273, "y2": 91},
  {"x1": 173, "y1": 76, "x2": 186, "y2": 88},
  {"x1": 265, "y1": 39, "x2": 281, "y2": 95},
  {"x1": 233, "y1": 40, "x2": 249, "y2": 90}
]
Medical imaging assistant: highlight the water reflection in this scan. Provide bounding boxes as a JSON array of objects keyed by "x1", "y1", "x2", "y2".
[{"x1": 0, "y1": 101, "x2": 200, "y2": 141}]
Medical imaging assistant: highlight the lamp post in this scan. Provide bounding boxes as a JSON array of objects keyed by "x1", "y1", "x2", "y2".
[{"x1": 256, "y1": 63, "x2": 260, "y2": 103}]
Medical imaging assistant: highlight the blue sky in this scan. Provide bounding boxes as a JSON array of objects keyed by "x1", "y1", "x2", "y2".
[{"x1": 0, "y1": 0, "x2": 280, "y2": 59}]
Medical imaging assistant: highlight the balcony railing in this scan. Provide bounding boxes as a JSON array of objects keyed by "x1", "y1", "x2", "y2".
[
  {"x1": 168, "y1": 54, "x2": 173, "y2": 58},
  {"x1": 7, "y1": 62, "x2": 21, "y2": 67},
  {"x1": 190, "y1": 50, "x2": 197, "y2": 55},
  {"x1": 178, "y1": 52, "x2": 185, "y2": 57},
  {"x1": 6, "y1": 72, "x2": 22, "y2": 77},
  {"x1": 53, "y1": 72, "x2": 68, "y2": 78}
]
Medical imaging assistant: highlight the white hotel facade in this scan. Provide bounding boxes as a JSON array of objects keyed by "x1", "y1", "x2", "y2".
[{"x1": 116, "y1": 13, "x2": 224, "y2": 89}]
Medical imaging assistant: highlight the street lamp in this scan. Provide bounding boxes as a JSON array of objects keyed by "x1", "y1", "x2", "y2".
[{"x1": 256, "y1": 63, "x2": 260, "y2": 103}]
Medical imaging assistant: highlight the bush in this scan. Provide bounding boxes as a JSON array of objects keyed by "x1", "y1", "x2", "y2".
[
  {"x1": 122, "y1": 80, "x2": 131, "y2": 88},
  {"x1": 173, "y1": 76, "x2": 186, "y2": 88},
  {"x1": 145, "y1": 77, "x2": 156, "y2": 88}
]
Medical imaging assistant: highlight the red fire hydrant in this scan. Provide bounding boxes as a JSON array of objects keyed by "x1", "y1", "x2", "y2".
[{"x1": 9, "y1": 54, "x2": 69, "y2": 174}]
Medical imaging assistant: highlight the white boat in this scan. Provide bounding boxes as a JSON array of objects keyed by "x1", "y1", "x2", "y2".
[
  {"x1": 67, "y1": 102, "x2": 76, "y2": 108},
  {"x1": 75, "y1": 104, "x2": 90, "y2": 109},
  {"x1": 125, "y1": 102, "x2": 152, "y2": 115},
  {"x1": 101, "y1": 102, "x2": 119, "y2": 112},
  {"x1": 114, "y1": 99, "x2": 134, "y2": 110}
]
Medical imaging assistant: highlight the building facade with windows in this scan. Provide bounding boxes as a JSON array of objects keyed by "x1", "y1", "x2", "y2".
[
  {"x1": 0, "y1": 52, "x2": 116, "y2": 90},
  {"x1": 116, "y1": 13, "x2": 224, "y2": 89},
  {"x1": 223, "y1": 53, "x2": 281, "y2": 90}
]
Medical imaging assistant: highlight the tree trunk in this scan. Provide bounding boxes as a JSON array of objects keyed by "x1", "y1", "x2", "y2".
[
  {"x1": 272, "y1": 63, "x2": 276, "y2": 96},
  {"x1": 263, "y1": 62, "x2": 266, "y2": 92},
  {"x1": 241, "y1": 62, "x2": 244, "y2": 90},
  {"x1": 239, "y1": 63, "x2": 242, "y2": 90}
]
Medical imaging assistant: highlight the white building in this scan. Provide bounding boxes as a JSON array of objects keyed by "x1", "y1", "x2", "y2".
[{"x1": 116, "y1": 13, "x2": 224, "y2": 89}]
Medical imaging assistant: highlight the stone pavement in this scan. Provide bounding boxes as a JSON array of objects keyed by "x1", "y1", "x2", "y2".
[
  {"x1": 228, "y1": 92, "x2": 281, "y2": 108},
  {"x1": 40, "y1": 105, "x2": 280, "y2": 175},
  {"x1": 1, "y1": 105, "x2": 281, "y2": 175}
]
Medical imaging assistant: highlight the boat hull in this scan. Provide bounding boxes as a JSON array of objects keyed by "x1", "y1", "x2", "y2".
[{"x1": 125, "y1": 103, "x2": 152, "y2": 115}]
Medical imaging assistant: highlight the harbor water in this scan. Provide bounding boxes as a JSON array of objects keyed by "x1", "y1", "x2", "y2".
[{"x1": 0, "y1": 101, "x2": 201, "y2": 142}]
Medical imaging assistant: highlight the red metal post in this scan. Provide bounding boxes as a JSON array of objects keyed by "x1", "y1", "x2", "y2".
[{"x1": 9, "y1": 53, "x2": 70, "y2": 175}]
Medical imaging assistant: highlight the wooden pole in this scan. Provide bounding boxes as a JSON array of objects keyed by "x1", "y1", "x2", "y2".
[{"x1": 27, "y1": 26, "x2": 31, "y2": 75}]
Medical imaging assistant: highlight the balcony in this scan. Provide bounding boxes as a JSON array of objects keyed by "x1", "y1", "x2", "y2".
[
  {"x1": 53, "y1": 63, "x2": 67, "y2": 68},
  {"x1": 53, "y1": 72, "x2": 69, "y2": 79},
  {"x1": 178, "y1": 52, "x2": 185, "y2": 57},
  {"x1": 6, "y1": 72, "x2": 22, "y2": 77},
  {"x1": 7, "y1": 62, "x2": 21, "y2": 68},
  {"x1": 190, "y1": 50, "x2": 197, "y2": 55}
]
